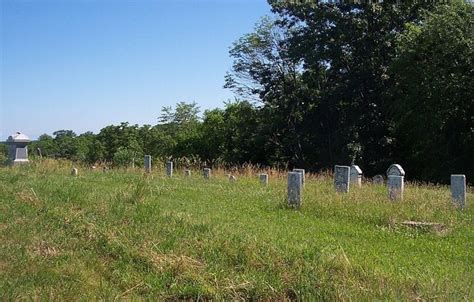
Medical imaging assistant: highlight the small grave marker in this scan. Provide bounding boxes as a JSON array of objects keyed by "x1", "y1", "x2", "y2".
[
  {"x1": 166, "y1": 161, "x2": 173, "y2": 177},
  {"x1": 288, "y1": 172, "x2": 302, "y2": 208},
  {"x1": 203, "y1": 168, "x2": 211, "y2": 179},
  {"x1": 259, "y1": 173, "x2": 268, "y2": 186},
  {"x1": 71, "y1": 168, "x2": 78, "y2": 176},
  {"x1": 184, "y1": 169, "x2": 191, "y2": 177},
  {"x1": 144, "y1": 155, "x2": 152, "y2": 173},
  {"x1": 372, "y1": 175, "x2": 384, "y2": 185},
  {"x1": 334, "y1": 165, "x2": 350, "y2": 193},
  {"x1": 451, "y1": 175, "x2": 466, "y2": 209},
  {"x1": 350, "y1": 165, "x2": 362, "y2": 188}
]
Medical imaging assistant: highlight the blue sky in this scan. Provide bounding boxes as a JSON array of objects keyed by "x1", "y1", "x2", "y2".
[{"x1": 1, "y1": 0, "x2": 272, "y2": 140}]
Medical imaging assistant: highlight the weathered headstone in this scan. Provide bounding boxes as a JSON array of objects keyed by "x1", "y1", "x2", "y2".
[
  {"x1": 293, "y1": 168, "x2": 305, "y2": 186},
  {"x1": 387, "y1": 175, "x2": 404, "y2": 201},
  {"x1": 451, "y1": 175, "x2": 466, "y2": 209},
  {"x1": 386, "y1": 164, "x2": 405, "y2": 177},
  {"x1": 229, "y1": 175, "x2": 237, "y2": 182},
  {"x1": 144, "y1": 155, "x2": 152, "y2": 173},
  {"x1": 372, "y1": 175, "x2": 384, "y2": 185},
  {"x1": 71, "y1": 167, "x2": 78, "y2": 176},
  {"x1": 350, "y1": 165, "x2": 362, "y2": 188},
  {"x1": 184, "y1": 169, "x2": 191, "y2": 177},
  {"x1": 259, "y1": 173, "x2": 268, "y2": 186},
  {"x1": 6, "y1": 132, "x2": 30, "y2": 165},
  {"x1": 203, "y1": 168, "x2": 211, "y2": 179},
  {"x1": 166, "y1": 161, "x2": 173, "y2": 177},
  {"x1": 288, "y1": 172, "x2": 302, "y2": 208},
  {"x1": 334, "y1": 165, "x2": 350, "y2": 193}
]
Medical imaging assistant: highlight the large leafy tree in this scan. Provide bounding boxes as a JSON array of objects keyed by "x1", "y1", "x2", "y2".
[
  {"x1": 390, "y1": 2, "x2": 474, "y2": 181},
  {"x1": 225, "y1": 16, "x2": 310, "y2": 166},
  {"x1": 269, "y1": 1, "x2": 439, "y2": 174}
]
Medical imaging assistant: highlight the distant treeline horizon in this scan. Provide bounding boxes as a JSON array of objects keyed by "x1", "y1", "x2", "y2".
[{"x1": 1, "y1": 1, "x2": 472, "y2": 184}]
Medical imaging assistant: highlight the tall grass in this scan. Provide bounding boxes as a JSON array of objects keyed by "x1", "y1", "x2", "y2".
[{"x1": 0, "y1": 160, "x2": 472, "y2": 300}]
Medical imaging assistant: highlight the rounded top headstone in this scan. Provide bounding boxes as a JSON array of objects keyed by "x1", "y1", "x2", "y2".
[
  {"x1": 350, "y1": 165, "x2": 362, "y2": 175},
  {"x1": 386, "y1": 164, "x2": 405, "y2": 177},
  {"x1": 7, "y1": 132, "x2": 31, "y2": 143}
]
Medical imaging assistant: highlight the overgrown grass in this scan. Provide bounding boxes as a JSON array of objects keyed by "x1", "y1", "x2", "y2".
[{"x1": 0, "y1": 160, "x2": 472, "y2": 300}]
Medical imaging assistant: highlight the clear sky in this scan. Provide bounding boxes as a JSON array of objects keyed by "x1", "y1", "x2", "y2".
[{"x1": 1, "y1": 0, "x2": 272, "y2": 140}]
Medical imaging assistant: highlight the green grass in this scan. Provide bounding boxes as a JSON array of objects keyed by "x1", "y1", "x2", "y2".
[{"x1": 1, "y1": 160, "x2": 473, "y2": 300}]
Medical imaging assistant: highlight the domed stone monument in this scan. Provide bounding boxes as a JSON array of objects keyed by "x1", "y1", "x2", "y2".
[{"x1": 6, "y1": 132, "x2": 31, "y2": 165}]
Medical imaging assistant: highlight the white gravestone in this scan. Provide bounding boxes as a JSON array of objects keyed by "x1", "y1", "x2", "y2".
[
  {"x1": 288, "y1": 172, "x2": 302, "y2": 208},
  {"x1": 203, "y1": 168, "x2": 211, "y2": 179},
  {"x1": 373, "y1": 175, "x2": 384, "y2": 185},
  {"x1": 387, "y1": 164, "x2": 405, "y2": 201},
  {"x1": 229, "y1": 175, "x2": 237, "y2": 182},
  {"x1": 334, "y1": 165, "x2": 350, "y2": 193},
  {"x1": 144, "y1": 155, "x2": 152, "y2": 173},
  {"x1": 259, "y1": 173, "x2": 268, "y2": 186},
  {"x1": 166, "y1": 161, "x2": 173, "y2": 177},
  {"x1": 71, "y1": 168, "x2": 78, "y2": 176},
  {"x1": 451, "y1": 175, "x2": 466, "y2": 209},
  {"x1": 350, "y1": 165, "x2": 362, "y2": 188},
  {"x1": 293, "y1": 168, "x2": 305, "y2": 186},
  {"x1": 6, "y1": 132, "x2": 30, "y2": 165},
  {"x1": 184, "y1": 169, "x2": 191, "y2": 177},
  {"x1": 387, "y1": 175, "x2": 404, "y2": 201},
  {"x1": 386, "y1": 164, "x2": 405, "y2": 177}
]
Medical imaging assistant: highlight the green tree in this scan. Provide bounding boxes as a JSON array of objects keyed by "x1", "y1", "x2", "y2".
[{"x1": 390, "y1": 2, "x2": 474, "y2": 181}]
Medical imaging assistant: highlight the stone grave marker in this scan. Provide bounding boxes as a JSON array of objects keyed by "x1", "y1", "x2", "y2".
[
  {"x1": 71, "y1": 168, "x2": 78, "y2": 176},
  {"x1": 144, "y1": 155, "x2": 152, "y2": 173},
  {"x1": 334, "y1": 165, "x2": 350, "y2": 193},
  {"x1": 451, "y1": 175, "x2": 466, "y2": 209},
  {"x1": 288, "y1": 172, "x2": 302, "y2": 208},
  {"x1": 166, "y1": 161, "x2": 173, "y2": 177},
  {"x1": 350, "y1": 165, "x2": 362, "y2": 188},
  {"x1": 184, "y1": 169, "x2": 191, "y2": 177},
  {"x1": 229, "y1": 175, "x2": 237, "y2": 182},
  {"x1": 373, "y1": 175, "x2": 384, "y2": 185},
  {"x1": 6, "y1": 132, "x2": 30, "y2": 165},
  {"x1": 259, "y1": 173, "x2": 268, "y2": 186},
  {"x1": 203, "y1": 168, "x2": 211, "y2": 179}
]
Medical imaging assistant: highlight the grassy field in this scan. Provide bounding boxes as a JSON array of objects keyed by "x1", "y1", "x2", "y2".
[{"x1": 1, "y1": 160, "x2": 472, "y2": 300}]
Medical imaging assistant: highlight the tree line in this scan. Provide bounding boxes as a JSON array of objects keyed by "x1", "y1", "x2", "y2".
[{"x1": 2, "y1": 1, "x2": 472, "y2": 183}]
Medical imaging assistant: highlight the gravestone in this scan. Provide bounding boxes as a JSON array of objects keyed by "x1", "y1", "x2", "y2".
[
  {"x1": 229, "y1": 175, "x2": 237, "y2": 182},
  {"x1": 166, "y1": 161, "x2": 173, "y2": 177},
  {"x1": 203, "y1": 168, "x2": 211, "y2": 179},
  {"x1": 71, "y1": 168, "x2": 78, "y2": 176},
  {"x1": 386, "y1": 164, "x2": 405, "y2": 177},
  {"x1": 334, "y1": 165, "x2": 350, "y2": 193},
  {"x1": 36, "y1": 148, "x2": 42, "y2": 158},
  {"x1": 451, "y1": 175, "x2": 466, "y2": 209},
  {"x1": 293, "y1": 168, "x2": 305, "y2": 186},
  {"x1": 373, "y1": 175, "x2": 384, "y2": 185},
  {"x1": 350, "y1": 165, "x2": 362, "y2": 188},
  {"x1": 6, "y1": 132, "x2": 30, "y2": 165},
  {"x1": 387, "y1": 175, "x2": 404, "y2": 201},
  {"x1": 259, "y1": 173, "x2": 268, "y2": 186},
  {"x1": 144, "y1": 155, "x2": 152, "y2": 173},
  {"x1": 184, "y1": 169, "x2": 191, "y2": 177},
  {"x1": 288, "y1": 172, "x2": 302, "y2": 208}
]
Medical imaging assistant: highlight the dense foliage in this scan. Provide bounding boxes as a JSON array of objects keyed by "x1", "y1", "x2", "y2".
[{"x1": 3, "y1": 1, "x2": 472, "y2": 183}]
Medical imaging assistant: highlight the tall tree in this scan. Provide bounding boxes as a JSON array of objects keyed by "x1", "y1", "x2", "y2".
[{"x1": 390, "y1": 2, "x2": 474, "y2": 181}]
